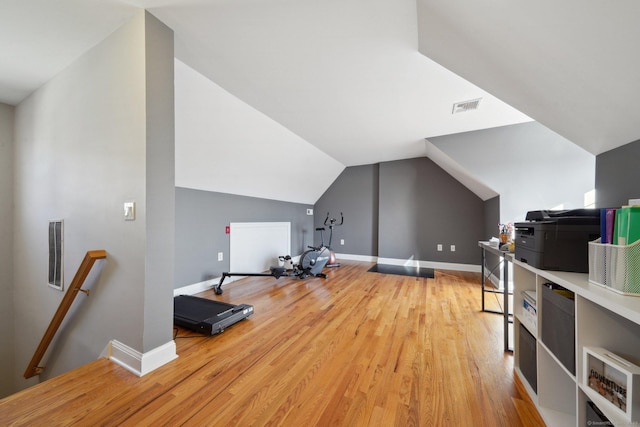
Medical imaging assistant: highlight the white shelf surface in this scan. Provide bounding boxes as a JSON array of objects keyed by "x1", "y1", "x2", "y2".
[
  {"x1": 514, "y1": 311, "x2": 537, "y2": 337},
  {"x1": 538, "y1": 407, "x2": 576, "y2": 427}
]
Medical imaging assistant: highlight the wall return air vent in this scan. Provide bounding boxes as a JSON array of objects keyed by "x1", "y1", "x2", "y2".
[
  {"x1": 48, "y1": 219, "x2": 64, "y2": 291},
  {"x1": 452, "y1": 98, "x2": 482, "y2": 114}
]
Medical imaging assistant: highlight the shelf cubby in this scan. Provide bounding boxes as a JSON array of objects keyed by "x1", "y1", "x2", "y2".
[
  {"x1": 512, "y1": 258, "x2": 640, "y2": 426},
  {"x1": 537, "y1": 343, "x2": 577, "y2": 426}
]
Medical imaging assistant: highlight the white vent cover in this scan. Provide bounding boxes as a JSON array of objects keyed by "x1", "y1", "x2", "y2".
[{"x1": 452, "y1": 98, "x2": 482, "y2": 114}]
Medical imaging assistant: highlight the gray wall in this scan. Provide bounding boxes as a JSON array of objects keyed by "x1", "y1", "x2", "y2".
[
  {"x1": 314, "y1": 157, "x2": 485, "y2": 265},
  {"x1": 175, "y1": 187, "x2": 314, "y2": 288},
  {"x1": 314, "y1": 165, "x2": 379, "y2": 256},
  {"x1": 9, "y1": 11, "x2": 174, "y2": 392},
  {"x1": 378, "y1": 158, "x2": 484, "y2": 264},
  {"x1": 596, "y1": 138, "x2": 640, "y2": 208},
  {"x1": 0, "y1": 103, "x2": 15, "y2": 399},
  {"x1": 142, "y1": 12, "x2": 175, "y2": 353},
  {"x1": 142, "y1": 13, "x2": 176, "y2": 352},
  {"x1": 430, "y1": 122, "x2": 595, "y2": 224},
  {"x1": 484, "y1": 196, "x2": 500, "y2": 241}
]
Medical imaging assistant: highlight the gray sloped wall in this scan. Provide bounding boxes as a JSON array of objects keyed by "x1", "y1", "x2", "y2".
[
  {"x1": 595, "y1": 138, "x2": 640, "y2": 208},
  {"x1": 314, "y1": 157, "x2": 485, "y2": 266}
]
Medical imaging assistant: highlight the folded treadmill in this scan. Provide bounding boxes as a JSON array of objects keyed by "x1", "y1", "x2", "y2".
[{"x1": 173, "y1": 295, "x2": 254, "y2": 335}]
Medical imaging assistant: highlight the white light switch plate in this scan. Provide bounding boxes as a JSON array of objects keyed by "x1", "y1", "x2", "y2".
[{"x1": 124, "y1": 202, "x2": 135, "y2": 221}]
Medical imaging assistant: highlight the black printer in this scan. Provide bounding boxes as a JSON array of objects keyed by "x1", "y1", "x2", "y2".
[{"x1": 515, "y1": 209, "x2": 601, "y2": 273}]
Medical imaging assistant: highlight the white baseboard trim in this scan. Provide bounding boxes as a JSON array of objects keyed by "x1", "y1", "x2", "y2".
[
  {"x1": 101, "y1": 339, "x2": 178, "y2": 377},
  {"x1": 376, "y1": 257, "x2": 481, "y2": 273},
  {"x1": 335, "y1": 253, "x2": 378, "y2": 263},
  {"x1": 338, "y1": 253, "x2": 481, "y2": 273},
  {"x1": 173, "y1": 278, "x2": 218, "y2": 297},
  {"x1": 483, "y1": 265, "x2": 513, "y2": 290}
]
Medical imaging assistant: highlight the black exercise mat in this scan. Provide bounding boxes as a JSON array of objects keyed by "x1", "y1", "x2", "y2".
[{"x1": 368, "y1": 264, "x2": 435, "y2": 278}]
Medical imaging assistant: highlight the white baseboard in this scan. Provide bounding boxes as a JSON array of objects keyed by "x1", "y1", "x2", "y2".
[
  {"x1": 482, "y1": 263, "x2": 513, "y2": 290},
  {"x1": 173, "y1": 278, "x2": 218, "y2": 296},
  {"x1": 376, "y1": 257, "x2": 481, "y2": 273},
  {"x1": 335, "y1": 253, "x2": 377, "y2": 263},
  {"x1": 338, "y1": 253, "x2": 481, "y2": 273},
  {"x1": 486, "y1": 271, "x2": 500, "y2": 288},
  {"x1": 101, "y1": 339, "x2": 178, "y2": 377}
]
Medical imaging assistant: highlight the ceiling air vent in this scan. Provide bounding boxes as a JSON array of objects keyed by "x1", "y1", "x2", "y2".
[{"x1": 452, "y1": 98, "x2": 482, "y2": 114}]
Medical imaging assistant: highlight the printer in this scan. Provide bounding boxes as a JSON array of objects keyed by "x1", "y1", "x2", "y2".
[{"x1": 515, "y1": 209, "x2": 601, "y2": 273}]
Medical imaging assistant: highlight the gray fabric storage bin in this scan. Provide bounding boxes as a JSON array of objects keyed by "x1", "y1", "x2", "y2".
[
  {"x1": 541, "y1": 283, "x2": 575, "y2": 374},
  {"x1": 519, "y1": 323, "x2": 537, "y2": 393}
]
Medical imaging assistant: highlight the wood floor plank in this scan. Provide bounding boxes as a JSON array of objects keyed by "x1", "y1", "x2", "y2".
[{"x1": 0, "y1": 261, "x2": 545, "y2": 426}]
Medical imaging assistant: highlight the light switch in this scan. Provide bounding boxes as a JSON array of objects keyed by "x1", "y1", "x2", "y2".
[{"x1": 124, "y1": 202, "x2": 135, "y2": 221}]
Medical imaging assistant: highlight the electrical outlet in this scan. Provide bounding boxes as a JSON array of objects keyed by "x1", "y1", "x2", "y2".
[
  {"x1": 437, "y1": 244, "x2": 443, "y2": 251},
  {"x1": 218, "y1": 252, "x2": 223, "y2": 261},
  {"x1": 450, "y1": 245, "x2": 456, "y2": 252},
  {"x1": 340, "y1": 239, "x2": 344, "y2": 245}
]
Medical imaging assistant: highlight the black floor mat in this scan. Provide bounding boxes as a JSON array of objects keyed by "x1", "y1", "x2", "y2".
[{"x1": 368, "y1": 264, "x2": 435, "y2": 278}]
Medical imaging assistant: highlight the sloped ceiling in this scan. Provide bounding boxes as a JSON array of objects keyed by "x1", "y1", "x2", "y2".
[
  {"x1": 416, "y1": 0, "x2": 640, "y2": 156},
  {"x1": 174, "y1": 59, "x2": 344, "y2": 205},
  {"x1": 152, "y1": 0, "x2": 531, "y2": 169},
  {"x1": 4, "y1": 1, "x2": 638, "y2": 204}
]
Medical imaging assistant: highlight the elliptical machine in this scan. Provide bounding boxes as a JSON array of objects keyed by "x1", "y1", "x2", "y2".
[{"x1": 318, "y1": 212, "x2": 343, "y2": 268}]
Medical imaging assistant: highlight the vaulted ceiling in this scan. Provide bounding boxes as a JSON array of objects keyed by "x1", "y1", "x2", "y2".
[{"x1": 2, "y1": 0, "x2": 639, "y2": 204}]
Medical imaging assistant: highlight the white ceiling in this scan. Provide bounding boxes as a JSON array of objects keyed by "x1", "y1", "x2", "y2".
[
  {"x1": 3, "y1": 0, "x2": 638, "y2": 203},
  {"x1": 416, "y1": 0, "x2": 640, "y2": 156}
]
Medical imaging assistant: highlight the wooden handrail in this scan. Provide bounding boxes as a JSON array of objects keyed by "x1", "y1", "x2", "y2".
[{"x1": 24, "y1": 249, "x2": 107, "y2": 379}]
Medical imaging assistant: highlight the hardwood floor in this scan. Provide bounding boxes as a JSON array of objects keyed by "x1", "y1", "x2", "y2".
[{"x1": 0, "y1": 261, "x2": 544, "y2": 426}]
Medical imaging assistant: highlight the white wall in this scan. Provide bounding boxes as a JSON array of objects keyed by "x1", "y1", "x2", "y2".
[
  {"x1": 429, "y1": 122, "x2": 595, "y2": 224},
  {"x1": 174, "y1": 59, "x2": 344, "y2": 205},
  {"x1": 10, "y1": 10, "x2": 175, "y2": 392},
  {"x1": 0, "y1": 103, "x2": 15, "y2": 398}
]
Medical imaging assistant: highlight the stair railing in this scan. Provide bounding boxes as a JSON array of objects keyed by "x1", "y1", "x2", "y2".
[{"x1": 24, "y1": 249, "x2": 107, "y2": 379}]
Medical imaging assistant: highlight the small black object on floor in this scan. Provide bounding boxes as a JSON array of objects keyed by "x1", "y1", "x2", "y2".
[
  {"x1": 174, "y1": 295, "x2": 254, "y2": 335},
  {"x1": 368, "y1": 264, "x2": 435, "y2": 278}
]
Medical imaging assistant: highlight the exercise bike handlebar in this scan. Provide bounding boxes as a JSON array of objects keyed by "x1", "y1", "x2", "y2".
[{"x1": 324, "y1": 212, "x2": 344, "y2": 227}]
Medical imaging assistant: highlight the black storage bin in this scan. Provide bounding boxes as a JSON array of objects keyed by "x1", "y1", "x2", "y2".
[
  {"x1": 540, "y1": 283, "x2": 575, "y2": 374},
  {"x1": 586, "y1": 401, "x2": 611, "y2": 426},
  {"x1": 519, "y1": 323, "x2": 537, "y2": 393}
]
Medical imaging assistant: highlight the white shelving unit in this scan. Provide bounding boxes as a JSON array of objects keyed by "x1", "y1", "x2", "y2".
[{"x1": 513, "y1": 258, "x2": 640, "y2": 426}]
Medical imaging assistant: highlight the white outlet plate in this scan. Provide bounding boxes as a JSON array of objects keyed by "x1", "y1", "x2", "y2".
[
  {"x1": 340, "y1": 239, "x2": 344, "y2": 245},
  {"x1": 218, "y1": 252, "x2": 223, "y2": 261},
  {"x1": 450, "y1": 245, "x2": 456, "y2": 252},
  {"x1": 437, "y1": 244, "x2": 443, "y2": 251},
  {"x1": 306, "y1": 209, "x2": 313, "y2": 215}
]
